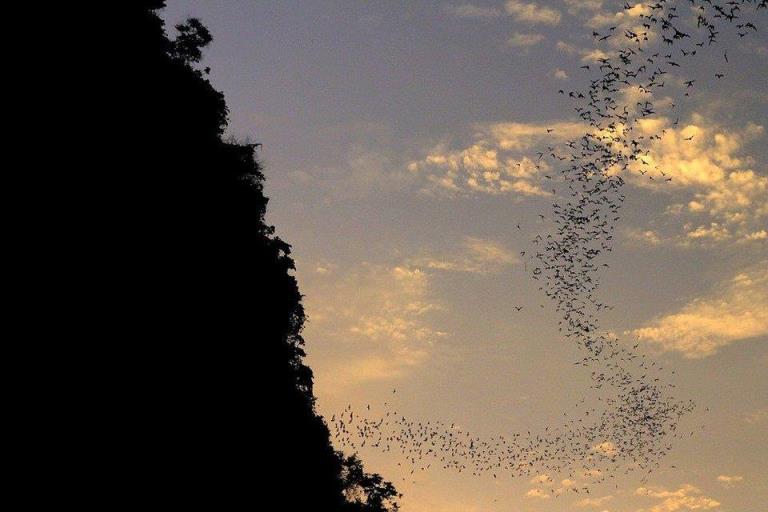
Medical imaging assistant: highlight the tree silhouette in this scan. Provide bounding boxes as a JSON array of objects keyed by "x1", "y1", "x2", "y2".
[{"x1": 123, "y1": 2, "x2": 400, "y2": 509}]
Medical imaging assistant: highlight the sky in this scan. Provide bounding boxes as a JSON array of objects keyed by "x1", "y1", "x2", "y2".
[{"x1": 163, "y1": 2, "x2": 767, "y2": 510}]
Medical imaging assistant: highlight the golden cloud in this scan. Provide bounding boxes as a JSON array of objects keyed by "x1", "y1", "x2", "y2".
[
  {"x1": 445, "y1": 4, "x2": 503, "y2": 19},
  {"x1": 409, "y1": 237, "x2": 518, "y2": 274},
  {"x1": 577, "y1": 495, "x2": 613, "y2": 507},
  {"x1": 505, "y1": 0, "x2": 561, "y2": 25},
  {"x1": 744, "y1": 408, "x2": 768, "y2": 424},
  {"x1": 525, "y1": 488, "x2": 551, "y2": 499},
  {"x1": 303, "y1": 262, "x2": 447, "y2": 386},
  {"x1": 530, "y1": 473, "x2": 552, "y2": 484},
  {"x1": 408, "y1": 121, "x2": 583, "y2": 197},
  {"x1": 563, "y1": 0, "x2": 604, "y2": 14},
  {"x1": 635, "y1": 484, "x2": 720, "y2": 512},
  {"x1": 716, "y1": 475, "x2": 743, "y2": 488},
  {"x1": 507, "y1": 32, "x2": 545, "y2": 48},
  {"x1": 588, "y1": 3, "x2": 651, "y2": 28},
  {"x1": 630, "y1": 262, "x2": 768, "y2": 358},
  {"x1": 592, "y1": 441, "x2": 618, "y2": 457},
  {"x1": 446, "y1": 1, "x2": 561, "y2": 25},
  {"x1": 626, "y1": 114, "x2": 767, "y2": 245},
  {"x1": 410, "y1": 110, "x2": 765, "y2": 244}
]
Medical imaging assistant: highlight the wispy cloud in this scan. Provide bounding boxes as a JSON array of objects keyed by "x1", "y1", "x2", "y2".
[
  {"x1": 592, "y1": 441, "x2": 618, "y2": 457},
  {"x1": 563, "y1": 0, "x2": 604, "y2": 14},
  {"x1": 303, "y1": 237, "x2": 517, "y2": 386},
  {"x1": 554, "y1": 39, "x2": 617, "y2": 62},
  {"x1": 556, "y1": 40, "x2": 579, "y2": 55},
  {"x1": 525, "y1": 488, "x2": 550, "y2": 499},
  {"x1": 304, "y1": 262, "x2": 446, "y2": 386},
  {"x1": 446, "y1": 1, "x2": 561, "y2": 25},
  {"x1": 635, "y1": 484, "x2": 720, "y2": 512},
  {"x1": 587, "y1": 2, "x2": 651, "y2": 29},
  {"x1": 717, "y1": 475, "x2": 744, "y2": 488},
  {"x1": 444, "y1": 4, "x2": 503, "y2": 19},
  {"x1": 629, "y1": 262, "x2": 768, "y2": 358},
  {"x1": 744, "y1": 408, "x2": 768, "y2": 424},
  {"x1": 408, "y1": 120, "x2": 583, "y2": 197},
  {"x1": 506, "y1": 32, "x2": 545, "y2": 48},
  {"x1": 409, "y1": 237, "x2": 518, "y2": 274},
  {"x1": 625, "y1": 228, "x2": 664, "y2": 246},
  {"x1": 288, "y1": 143, "x2": 415, "y2": 200},
  {"x1": 504, "y1": 0, "x2": 561, "y2": 25},
  {"x1": 577, "y1": 495, "x2": 613, "y2": 508}
]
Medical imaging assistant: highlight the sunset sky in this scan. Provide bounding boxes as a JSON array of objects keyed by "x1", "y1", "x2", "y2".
[{"x1": 164, "y1": 2, "x2": 766, "y2": 510}]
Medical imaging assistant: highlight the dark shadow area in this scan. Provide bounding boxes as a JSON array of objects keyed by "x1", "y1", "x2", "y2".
[{"x1": 107, "y1": 2, "x2": 400, "y2": 509}]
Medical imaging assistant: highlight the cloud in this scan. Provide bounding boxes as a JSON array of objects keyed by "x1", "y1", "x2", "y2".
[
  {"x1": 303, "y1": 262, "x2": 447, "y2": 386},
  {"x1": 625, "y1": 115, "x2": 767, "y2": 245},
  {"x1": 507, "y1": 32, "x2": 545, "y2": 48},
  {"x1": 556, "y1": 40, "x2": 579, "y2": 55},
  {"x1": 577, "y1": 2, "x2": 658, "y2": 49},
  {"x1": 530, "y1": 473, "x2": 552, "y2": 484},
  {"x1": 635, "y1": 484, "x2": 720, "y2": 512},
  {"x1": 525, "y1": 488, "x2": 550, "y2": 499},
  {"x1": 577, "y1": 495, "x2": 613, "y2": 507},
  {"x1": 406, "y1": 499, "x2": 483, "y2": 512},
  {"x1": 408, "y1": 120, "x2": 583, "y2": 197},
  {"x1": 563, "y1": 0, "x2": 604, "y2": 14},
  {"x1": 554, "y1": 39, "x2": 617, "y2": 62},
  {"x1": 744, "y1": 408, "x2": 768, "y2": 424},
  {"x1": 684, "y1": 223, "x2": 731, "y2": 243},
  {"x1": 343, "y1": 265, "x2": 444, "y2": 343},
  {"x1": 625, "y1": 228, "x2": 664, "y2": 246},
  {"x1": 289, "y1": 144, "x2": 415, "y2": 200},
  {"x1": 504, "y1": 0, "x2": 561, "y2": 25},
  {"x1": 552, "y1": 68, "x2": 569, "y2": 80},
  {"x1": 304, "y1": 238, "x2": 516, "y2": 386},
  {"x1": 744, "y1": 230, "x2": 767, "y2": 241},
  {"x1": 335, "y1": 356, "x2": 412, "y2": 383},
  {"x1": 447, "y1": 1, "x2": 560, "y2": 25},
  {"x1": 587, "y1": 2, "x2": 651, "y2": 28},
  {"x1": 716, "y1": 475, "x2": 743, "y2": 488},
  {"x1": 582, "y1": 468, "x2": 604, "y2": 479},
  {"x1": 485, "y1": 121, "x2": 584, "y2": 149},
  {"x1": 410, "y1": 111, "x2": 765, "y2": 244},
  {"x1": 592, "y1": 441, "x2": 618, "y2": 457},
  {"x1": 445, "y1": 4, "x2": 502, "y2": 19},
  {"x1": 630, "y1": 262, "x2": 768, "y2": 358},
  {"x1": 409, "y1": 237, "x2": 518, "y2": 274}
]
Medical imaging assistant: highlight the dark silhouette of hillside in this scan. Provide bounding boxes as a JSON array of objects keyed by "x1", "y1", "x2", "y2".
[{"x1": 118, "y1": 2, "x2": 399, "y2": 509}]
